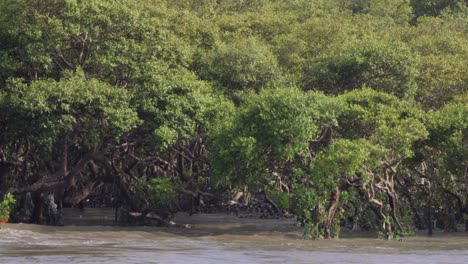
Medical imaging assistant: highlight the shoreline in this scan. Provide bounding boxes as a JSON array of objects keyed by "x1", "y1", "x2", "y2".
[{"x1": 1, "y1": 213, "x2": 466, "y2": 239}]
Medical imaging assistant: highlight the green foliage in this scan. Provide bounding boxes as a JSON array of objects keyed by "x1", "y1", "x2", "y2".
[
  {"x1": 304, "y1": 38, "x2": 418, "y2": 99},
  {"x1": 147, "y1": 178, "x2": 179, "y2": 208},
  {"x1": 132, "y1": 177, "x2": 179, "y2": 210},
  {"x1": 415, "y1": 54, "x2": 467, "y2": 109},
  {"x1": 0, "y1": 72, "x2": 139, "y2": 148},
  {"x1": 209, "y1": 87, "x2": 318, "y2": 186},
  {"x1": 265, "y1": 188, "x2": 290, "y2": 210},
  {"x1": 403, "y1": 15, "x2": 468, "y2": 109},
  {"x1": 0, "y1": 0, "x2": 194, "y2": 83},
  {"x1": 311, "y1": 139, "x2": 376, "y2": 185},
  {"x1": 0, "y1": 0, "x2": 466, "y2": 239},
  {"x1": 303, "y1": 222, "x2": 324, "y2": 240},
  {"x1": 422, "y1": 101, "x2": 468, "y2": 184},
  {"x1": 200, "y1": 37, "x2": 281, "y2": 93},
  {"x1": 291, "y1": 186, "x2": 319, "y2": 221},
  {"x1": 133, "y1": 63, "x2": 231, "y2": 150},
  {"x1": 0, "y1": 193, "x2": 16, "y2": 220},
  {"x1": 410, "y1": 0, "x2": 466, "y2": 19},
  {"x1": 345, "y1": 0, "x2": 413, "y2": 24}
]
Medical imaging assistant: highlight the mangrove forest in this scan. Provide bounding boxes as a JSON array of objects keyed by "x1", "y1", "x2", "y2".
[{"x1": 0, "y1": 0, "x2": 467, "y2": 240}]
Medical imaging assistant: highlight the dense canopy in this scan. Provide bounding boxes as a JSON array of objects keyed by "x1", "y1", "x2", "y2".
[{"x1": 0, "y1": 0, "x2": 466, "y2": 239}]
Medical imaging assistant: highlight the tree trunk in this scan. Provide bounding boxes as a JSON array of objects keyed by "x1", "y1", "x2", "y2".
[
  {"x1": 32, "y1": 192, "x2": 44, "y2": 224},
  {"x1": 388, "y1": 191, "x2": 403, "y2": 232},
  {"x1": 427, "y1": 195, "x2": 433, "y2": 235},
  {"x1": 325, "y1": 187, "x2": 341, "y2": 238},
  {"x1": 63, "y1": 180, "x2": 98, "y2": 207}
]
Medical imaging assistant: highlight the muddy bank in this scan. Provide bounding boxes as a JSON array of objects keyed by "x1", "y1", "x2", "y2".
[{"x1": 2, "y1": 213, "x2": 468, "y2": 243}]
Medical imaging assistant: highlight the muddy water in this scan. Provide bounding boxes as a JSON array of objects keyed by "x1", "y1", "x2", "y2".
[{"x1": 1, "y1": 213, "x2": 467, "y2": 264}]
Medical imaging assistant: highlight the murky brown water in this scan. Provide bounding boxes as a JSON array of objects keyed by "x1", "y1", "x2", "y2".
[{"x1": 1, "y1": 213, "x2": 467, "y2": 263}]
